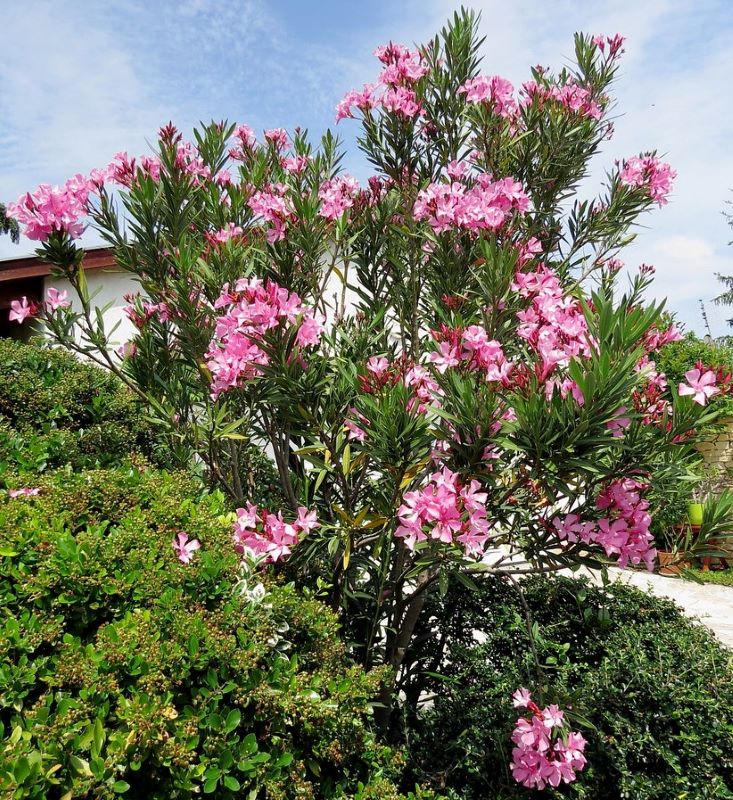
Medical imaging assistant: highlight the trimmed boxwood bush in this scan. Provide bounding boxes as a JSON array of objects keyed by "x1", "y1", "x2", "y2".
[
  {"x1": 0, "y1": 338, "x2": 168, "y2": 470},
  {"x1": 400, "y1": 575, "x2": 733, "y2": 800},
  {"x1": 0, "y1": 465, "x2": 428, "y2": 799}
]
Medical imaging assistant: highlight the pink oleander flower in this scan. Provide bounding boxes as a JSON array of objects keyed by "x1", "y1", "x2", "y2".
[
  {"x1": 413, "y1": 175, "x2": 529, "y2": 234},
  {"x1": 45, "y1": 287, "x2": 71, "y2": 312},
  {"x1": 381, "y1": 86, "x2": 422, "y2": 118},
  {"x1": 366, "y1": 356, "x2": 390, "y2": 377},
  {"x1": 209, "y1": 222, "x2": 244, "y2": 244},
  {"x1": 552, "y1": 477, "x2": 656, "y2": 570},
  {"x1": 318, "y1": 175, "x2": 360, "y2": 220},
  {"x1": 282, "y1": 154, "x2": 310, "y2": 174},
  {"x1": 458, "y1": 75, "x2": 517, "y2": 119},
  {"x1": 374, "y1": 42, "x2": 428, "y2": 85},
  {"x1": 7, "y1": 488, "x2": 40, "y2": 498},
  {"x1": 446, "y1": 160, "x2": 467, "y2": 180},
  {"x1": 116, "y1": 341, "x2": 138, "y2": 359},
  {"x1": 9, "y1": 297, "x2": 37, "y2": 324},
  {"x1": 429, "y1": 324, "x2": 512, "y2": 385},
  {"x1": 233, "y1": 502, "x2": 318, "y2": 563},
  {"x1": 335, "y1": 83, "x2": 377, "y2": 122},
  {"x1": 607, "y1": 406, "x2": 631, "y2": 437},
  {"x1": 678, "y1": 368, "x2": 719, "y2": 406},
  {"x1": 344, "y1": 408, "x2": 368, "y2": 442},
  {"x1": 510, "y1": 689, "x2": 587, "y2": 791},
  {"x1": 295, "y1": 315, "x2": 324, "y2": 348},
  {"x1": 6, "y1": 172, "x2": 101, "y2": 241},
  {"x1": 619, "y1": 155, "x2": 676, "y2": 204},
  {"x1": 513, "y1": 265, "x2": 594, "y2": 378},
  {"x1": 395, "y1": 467, "x2": 491, "y2": 558},
  {"x1": 643, "y1": 323, "x2": 682, "y2": 352},
  {"x1": 206, "y1": 278, "x2": 322, "y2": 398},
  {"x1": 264, "y1": 128, "x2": 290, "y2": 151},
  {"x1": 248, "y1": 183, "x2": 292, "y2": 241},
  {"x1": 520, "y1": 79, "x2": 602, "y2": 120},
  {"x1": 172, "y1": 532, "x2": 201, "y2": 564}
]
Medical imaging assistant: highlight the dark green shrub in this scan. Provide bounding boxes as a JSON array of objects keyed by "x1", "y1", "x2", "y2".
[
  {"x1": 400, "y1": 575, "x2": 733, "y2": 800},
  {"x1": 0, "y1": 465, "x2": 425, "y2": 799},
  {"x1": 0, "y1": 338, "x2": 168, "y2": 469}
]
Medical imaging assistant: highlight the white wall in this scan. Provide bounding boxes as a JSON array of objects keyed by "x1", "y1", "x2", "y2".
[{"x1": 44, "y1": 269, "x2": 139, "y2": 349}]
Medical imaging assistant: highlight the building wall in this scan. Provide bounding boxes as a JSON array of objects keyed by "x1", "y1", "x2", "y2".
[{"x1": 44, "y1": 270, "x2": 139, "y2": 348}]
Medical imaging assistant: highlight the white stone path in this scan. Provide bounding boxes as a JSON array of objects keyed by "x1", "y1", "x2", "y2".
[{"x1": 604, "y1": 568, "x2": 733, "y2": 648}]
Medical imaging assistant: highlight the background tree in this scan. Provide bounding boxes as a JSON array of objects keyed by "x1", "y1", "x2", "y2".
[{"x1": 0, "y1": 202, "x2": 19, "y2": 243}]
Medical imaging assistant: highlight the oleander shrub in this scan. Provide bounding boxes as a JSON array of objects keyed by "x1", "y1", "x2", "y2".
[
  {"x1": 400, "y1": 575, "x2": 733, "y2": 800},
  {"x1": 0, "y1": 465, "x2": 425, "y2": 799},
  {"x1": 8, "y1": 7, "x2": 733, "y2": 784}
]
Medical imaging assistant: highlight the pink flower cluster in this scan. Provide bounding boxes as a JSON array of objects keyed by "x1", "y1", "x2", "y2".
[
  {"x1": 335, "y1": 42, "x2": 427, "y2": 122},
  {"x1": 9, "y1": 288, "x2": 72, "y2": 325},
  {"x1": 521, "y1": 80, "x2": 602, "y2": 120},
  {"x1": 347, "y1": 355, "x2": 442, "y2": 436},
  {"x1": 413, "y1": 175, "x2": 529, "y2": 234},
  {"x1": 514, "y1": 265, "x2": 594, "y2": 379},
  {"x1": 107, "y1": 151, "x2": 162, "y2": 187},
  {"x1": 592, "y1": 33, "x2": 626, "y2": 57},
  {"x1": 318, "y1": 175, "x2": 361, "y2": 220},
  {"x1": 264, "y1": 128, "x2": 290, "y2": 151},
  {"x1": 642, "y1": 323, "x2": 682, "y2": 352},
  {"x1": 619, "y1": 155, "x2": 676, "y2": 205},
  {"x1": 282, "y1": 154, "x2": 310, "y2": 174},
  {"x1": 248, "y1": 183, "x2": 293, "y2": 242},
  {"x1": 428, "y1": 324, "x2": 512, "y2": 384},
  {"x1": 458, "y1": 75, "x2": 518, "y2": 119},
  {"x1": 6, "y1": 174, "x2": 101, "y2": 241},
  {"x1": 395, "y1": 467, "x2": 491, "y2": 557},
  {"x1": 208, "y1": 222, "x2": 244, "y2": 245},
  {"x1": 233, "y1": 503, "x2": 319, "y2": 562},
  {"x1": 553, "y1": 477, "x2": 656, "y2": 570},
  {"x1": 206, "y1": 278, "x2": 323, "y2": 398},
  {"x1": 510, "y1": 689, "x2": 587, "y2": 791},
  {"x1": 123, "y1": 297, "x2": 171, "y2": 329},
  {"x1": 229, "y1": 124, "x2": 257, "y2": 160}
]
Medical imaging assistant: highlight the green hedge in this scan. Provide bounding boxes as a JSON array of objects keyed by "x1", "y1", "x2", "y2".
[
  {"x1": 0, "y1": 339, "x2": 168, "y2": 470},
  {"x1": 0, "y1": 465, "x2": 427, "y2": 799},
  {"x1": 401, "y1": 575, "x2": 733, "y2": 800}
]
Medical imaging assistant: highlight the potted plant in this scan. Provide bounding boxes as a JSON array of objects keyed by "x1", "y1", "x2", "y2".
[
  {"x1": 657, "y1": 533, "x2": 692, "y2": 576},
  {"x1": 691, "y1": 489, "x2": 733, "y2": 572},
  {"x1": 650, "y1": 493, "x2": 691, "y2": 575},
  {"x1": 687, "y1": 496, "x2": 704, "y2": 526},
  {"x1": 687, "y1": 468, "x2": 727, "y2": 524}
]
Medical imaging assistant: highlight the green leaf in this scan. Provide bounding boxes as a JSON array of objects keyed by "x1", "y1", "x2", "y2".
[{"x1": 224, "y1": 708, "x2": 241, "y2": 733}]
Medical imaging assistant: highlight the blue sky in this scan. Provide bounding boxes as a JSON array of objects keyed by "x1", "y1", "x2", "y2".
[{"x1": 1, "y1": 0, "x2": 732, "y2": 334}]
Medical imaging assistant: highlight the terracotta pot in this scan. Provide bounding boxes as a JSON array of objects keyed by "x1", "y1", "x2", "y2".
[{"x1": 657, "y1": 550, "x2": 691, "y2": 576}]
